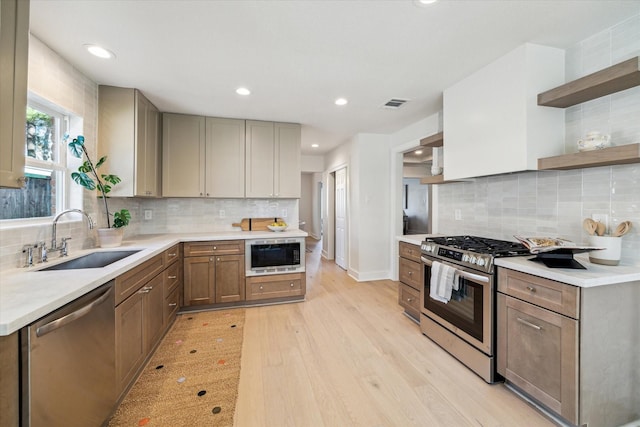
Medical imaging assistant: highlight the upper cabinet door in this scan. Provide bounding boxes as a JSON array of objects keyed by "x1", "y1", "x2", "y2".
[
  {"x1": 162, "y1": 113, "x2": 206, "y2": 197},
  {"x1": 443, "y1": 43, "x2": 565, "y2": 180},
  {"x1": 274, "y1": 123, "x2": 301, "y2": 198},
  {"x1": 245, "y1": 120, "x2": 275, "y2": 198},
  {"x1": 0, "y1": 0, "x2": 29, "y2": 188},
  {"x1": 205, "y1": 117, "x2": 245, "y2": 198},
  {"x1": 98, "y1": 86, "x2": 161, "y2": 197}
]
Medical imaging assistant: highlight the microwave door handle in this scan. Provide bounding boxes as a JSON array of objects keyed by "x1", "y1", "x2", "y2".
[{"x1": 421, "y1": 256, "x2": 489, "y2": 284}]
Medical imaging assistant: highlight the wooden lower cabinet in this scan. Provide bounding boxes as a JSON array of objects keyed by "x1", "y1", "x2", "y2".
[
  {"x1": 183, "y1": 240, "x2": 245, "y2": 307},
  {"x1": 497, "y1": 267, "x2": 640, "y2": 427},
  {"x1": 115, "y1": 246, "x2": 183, "y2": 399},
  {"x1": 246, "y1": 272, "x2": 306, "y2": 301},
  {"x1": 397, "y1": 241, "x2": 422, "y2": 321}
]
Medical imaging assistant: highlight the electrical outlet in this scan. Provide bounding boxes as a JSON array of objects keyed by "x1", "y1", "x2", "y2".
[
  {"x1": 592, "y1": 213, "x2": 609, "y2": 233},
  {"x1": 454, "y1": 209, "x2": 462, "y2": 221},
  {"x1": 144, "y1": 209, "x2": 152, "y2": 220},
  {"x1": 219, "y1": 210, "x2": 225, "y2": 218},
  {"x1": 281, "y1": 209, "x2": 288, "y2": 218}
]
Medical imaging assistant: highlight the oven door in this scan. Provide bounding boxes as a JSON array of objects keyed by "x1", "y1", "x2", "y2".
[{"x1": 420, "y1": 256, "x2": 494, "y2": 355}]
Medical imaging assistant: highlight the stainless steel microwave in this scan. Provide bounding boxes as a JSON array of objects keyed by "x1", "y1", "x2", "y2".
[{"x1": 245, "y1": 237, "x2": 305, "y2": 276}]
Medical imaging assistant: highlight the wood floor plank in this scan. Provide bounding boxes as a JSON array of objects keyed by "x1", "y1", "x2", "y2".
[{"x1": 234, "y1": 238, "x2": 555, "y2": 427}]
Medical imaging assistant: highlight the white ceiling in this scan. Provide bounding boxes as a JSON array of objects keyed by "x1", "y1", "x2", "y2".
[{"x1": 29, "y1": 0, "x2": 639, "y2": 155}]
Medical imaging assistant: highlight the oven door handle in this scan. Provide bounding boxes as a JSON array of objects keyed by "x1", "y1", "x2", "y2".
[{"x1": 421, "y1": 256, "x2": 489, "y2": 284}]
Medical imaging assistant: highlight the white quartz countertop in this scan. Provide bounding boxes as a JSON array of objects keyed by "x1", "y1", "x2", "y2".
[
  {"x1": 396, "y1": 234, "x2": 440, "y2": 246},
  {"x1": 495, "y1": 254, "x2": 640, "y2": 287},
  {"x1": 0, "y1": 230, "x2": 307, "y2": 336}
]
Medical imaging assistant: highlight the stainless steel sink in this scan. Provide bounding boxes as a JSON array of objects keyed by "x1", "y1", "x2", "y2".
[{"x1": 39, "y1": 250, "x2": 141, "y2": 271}]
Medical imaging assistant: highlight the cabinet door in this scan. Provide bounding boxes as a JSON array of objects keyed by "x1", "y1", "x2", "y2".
[
  {"x1": 115, "y1": 290, "x2": 145, "y2": 398},
  {"x1": 206, "y1": 117, "x2": 245, "y2": 198},
  {"x1": 183, "y1": 256, "x2": 215, "y2": 306},
  {"x1": 245, "y1": 120, "x2": 275, "y2": 197},
  {"x1": 215, "y1": 254, "x2": 245, "y2": 303},
  {"x1": 143, "y1": 274, "x2": 164, "y2": 354},
  {"x1": 0, "y1": 0, "x2": 29, "y2": 189},
  {"x1": 497, "y1": 293, "x2": 578, "y2": 424},
  {"x1": 135, "y1": 92, "x2": 160, "y2": 197},
  {"x1": 274, "y1": 123, "x2": 301, "y2": 198},
  {"x1": 162, "y1": 113, "x2": 205, "y2": 197}
]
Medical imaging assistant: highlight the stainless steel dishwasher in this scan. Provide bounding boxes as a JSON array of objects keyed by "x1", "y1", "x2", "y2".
[{"x1": 21, "y1": 281, "x2": 115, "y2": 427}]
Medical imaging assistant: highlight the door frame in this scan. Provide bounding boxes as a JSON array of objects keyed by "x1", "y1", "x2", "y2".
[{"x1": 322, "y1": 163, "x2": 348, "y2": 270}]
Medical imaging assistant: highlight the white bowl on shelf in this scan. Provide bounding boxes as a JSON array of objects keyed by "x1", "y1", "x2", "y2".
[{"x1": 267, "y1": 225, "x2": 287, "y2": 232}]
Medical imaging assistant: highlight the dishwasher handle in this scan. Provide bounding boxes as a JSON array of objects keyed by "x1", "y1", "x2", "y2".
[{"x1": 36, "y1": 286, "x2": 112, "y2": 337}]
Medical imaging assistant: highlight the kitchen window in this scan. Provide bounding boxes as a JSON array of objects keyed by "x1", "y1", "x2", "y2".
[{"x1": 0, "y1": 100, "x2": 72, "y2": 221}]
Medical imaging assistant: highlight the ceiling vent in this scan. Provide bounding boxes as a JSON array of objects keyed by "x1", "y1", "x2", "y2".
[{"x1": 382, "y1": 98, "x2": 409, "y2": 109}]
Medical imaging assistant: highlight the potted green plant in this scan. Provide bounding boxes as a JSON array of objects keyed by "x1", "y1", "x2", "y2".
[{"x1": 65, "y1": 134, "x2": 131, "y2": 247}]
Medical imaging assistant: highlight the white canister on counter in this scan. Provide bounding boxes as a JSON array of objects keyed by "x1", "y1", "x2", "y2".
[{"x1": 588, "y1": 235, "x2": 621, "y2": 266}]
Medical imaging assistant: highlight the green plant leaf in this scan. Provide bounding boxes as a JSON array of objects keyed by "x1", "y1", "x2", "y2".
[
  {"x1": 95, "y1": 156, "x2": 107, "y2": 169},
  {"x1": 102, "y1": 174, "x2": 121, "y2": 185},
  {"x1": 68, "y1": 138, "x2": 84, "y2": 158},
  {"x1": 112, "y1": 209, "x2": 131, "y2": 228},
  {"x1": 78, "y1": 161, "x2": 92, "y2": 173},
  {"x1": 97, "y1": 183, "x2": 111, "y2": 194},
  {"x1": 71, "y1": 171, "x2": 96, "y2": 190}
]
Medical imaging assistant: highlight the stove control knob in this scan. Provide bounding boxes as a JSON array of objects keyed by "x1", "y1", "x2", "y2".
[
  {"x1": 469, "y1": 256, "x2": 477, "y2": 264},
  {"x1": 476, "y1": 257, "x2": 486, "y2": 267},
  {"x1": 462, "y1": 254, "x2": 470, "y2": 262}
]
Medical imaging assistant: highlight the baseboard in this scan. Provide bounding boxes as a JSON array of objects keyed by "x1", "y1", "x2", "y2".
[{"x1": 347, "y1": 268, "x2": 390, "y2": 282}]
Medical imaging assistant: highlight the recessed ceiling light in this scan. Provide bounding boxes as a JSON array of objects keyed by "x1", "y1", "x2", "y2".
[
  {"x1": 335, "y1": 98, "x2": 348, "y2": 106},
  {"x1": 311, "y1": 144, "x2": 319, "y2": 148},
  {"x1": 236, "y1": 87, "x2": 251, "y2": 96},
  {"x1": 415, "y1": 150, "x2": 423, "y2": 155},
  {"x1": 414, "y1": 0, "x2": 438, "y2": 6},
  {"x1": 84, "y1": 44, "x2": 115, "y2": 59}
]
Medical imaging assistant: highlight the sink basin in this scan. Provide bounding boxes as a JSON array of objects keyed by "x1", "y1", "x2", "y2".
[{"x1": 39, "y1": 250, "x2": 141, "y2": 271}]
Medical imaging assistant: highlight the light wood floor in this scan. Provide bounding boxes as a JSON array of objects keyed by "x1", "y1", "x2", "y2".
[{"x1": 235, "y1": 238, "x2": 555, "y2": 427}]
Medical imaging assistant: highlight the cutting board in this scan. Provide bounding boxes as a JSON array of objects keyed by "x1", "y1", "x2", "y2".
[{"x1": 232, "y1": 217, "x2": 283, "y2": 231}]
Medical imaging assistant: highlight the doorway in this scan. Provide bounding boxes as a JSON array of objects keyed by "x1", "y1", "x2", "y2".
[{"x1": 334, "y1": 167, "x2": 347, "y2": 270}]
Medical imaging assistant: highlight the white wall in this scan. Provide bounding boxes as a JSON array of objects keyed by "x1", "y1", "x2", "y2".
[
  {"x1": 299, "y1": 173, "x2": 313, "y2": 232},
  {"x1": 301, "y1": 154, "x2": 324, "y2": 173}
]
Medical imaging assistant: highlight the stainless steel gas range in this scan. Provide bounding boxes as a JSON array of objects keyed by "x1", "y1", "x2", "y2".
[{"x1": 419, "y1": 236, "x2": 529, "y2": 383}]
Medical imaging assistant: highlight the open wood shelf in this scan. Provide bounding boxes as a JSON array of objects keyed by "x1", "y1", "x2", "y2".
[
  {"x1": 538, "y1": 56, "x2": 640, "y2": 108},
  {"x1": 420, "y1": 175, "x2": 444, "y2": 185},
  {"x1": 419, "y1": 131, "x2": 444, "y2": 148},
  {"x1": 538, "y1": 143, "x2": 640, "y2": 170}
]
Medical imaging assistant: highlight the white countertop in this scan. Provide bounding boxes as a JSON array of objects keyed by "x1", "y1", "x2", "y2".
[
  {"x1": 495, "y1": 254, "x2": 640, "y2": 287},
  {"x1": 396, "y1": 234, "x2": 440, "y2": 246},
  {"x1": 0, "y1": 230, "x2": 307, "y2": 336}
]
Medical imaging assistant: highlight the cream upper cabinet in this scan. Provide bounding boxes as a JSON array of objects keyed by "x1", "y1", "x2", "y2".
[
  {"x1": 162, "y1": 113, "x2": 205, "y2": 197},
  {"x1": 443, "y1": 43, "x2": 565, "y2": 180},
  {"x1": 98, "y1": 86, "x2": 161, "y2": 197},
  {"x1": 205, "y1": 117, "x2": 245, "y2": 198},
  {"x1": 0, "y1": 0, "x2": 29, "y2": 188},
  {"x1": 245, "y1": 120, "x2": 301, "y2": 198},
  {"x1": 162, "y1": 114, "x2": 244, "y2": 198}
]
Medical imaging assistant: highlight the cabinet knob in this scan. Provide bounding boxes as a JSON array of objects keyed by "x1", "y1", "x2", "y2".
[
  {"x1": 259, "y1": 285, "x2": 264, "y2": 290},
  {"x1": 168, "y1": 253, "x2": 177, "y2": 257},
  {"x1": 209, "y1": 257, "x2": 213, "y2": 262},
  {"x1": 290, "y1": 282, "x2": 294, "y2": 287},
  {"x1": 168, "y1": 302, "x2": 177, "y2": 307},
  {"x1": 408, "y1": 271, "x2": 413, "y2": 276},
  {"x1": 200, "y1": 192, "x2": 203, "y2": 196},
  {"x1": 217, "y1": 258, "x2": 220, "y2": 262},
  {"x1": 407, "y1": 297, "x2": 413, "y2": 302},
  {"x1": 213, "y1": 246, "x2": 217, "y2": 250},
  {"x1": 168, "y1": 275, "x2": 177, "y2": 279},
  {"x1": 206, "y1": 193, "x2": 210, "y2": 196},
  {"x1": 526, "y1": 286, "x2": 536, "y2": 292}
]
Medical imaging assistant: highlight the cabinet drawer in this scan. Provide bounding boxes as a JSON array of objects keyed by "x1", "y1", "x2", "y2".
[
  {"x1": 163, "y1": 243, "x2": 181, "y2": 265},
  {"x1": 164, "y1": 286, "x2": 180, "y2": 324},
  {"x1": 246, "y1": 273, "x2": 306, "y2": 301},
  {"x1": 399, "y1": 257, "x2": 422, "y2": 290},
  {"x1": 399, "y1": 241, "x2": 421, "y2": 262},
  {"x1": 498, "y1": 268, "x2": 579, "y2": 319},
  {"x1": 398, "y1": 282, "x2": 420, "y2": 319},
  {"x1": 184, "y1": 240, "x2": 244, "y2": 257},
  {"x1": 163, "y1": 261, "x2": 182, "y2": 295},
  {"x1": 115, "y1": 254, "x2": 164, "y2": 306}
]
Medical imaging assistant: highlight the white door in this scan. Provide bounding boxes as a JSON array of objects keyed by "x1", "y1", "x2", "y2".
[{"x1": 335, "y1": 167, "x2": 347, "y2": 270}]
